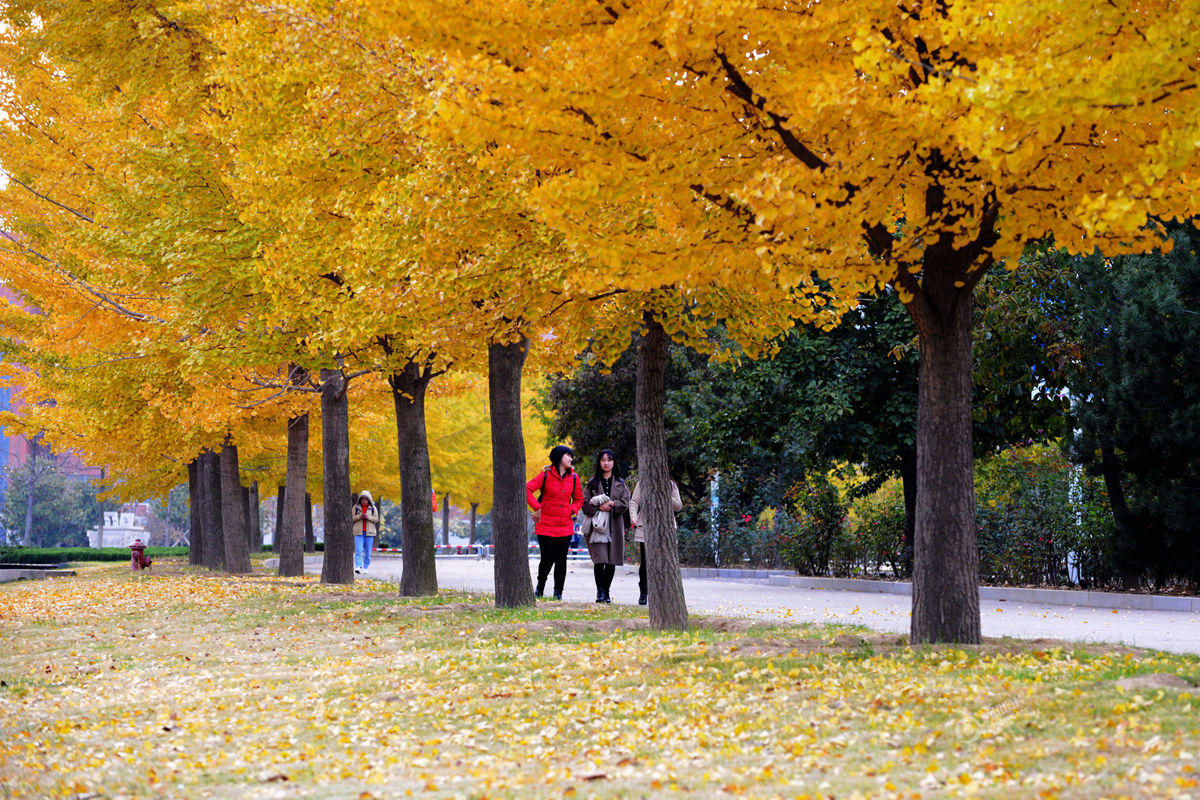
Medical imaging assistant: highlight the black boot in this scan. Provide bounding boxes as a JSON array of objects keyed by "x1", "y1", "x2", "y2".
[
  {"x1": 553, "y1": 590, "x2": 563, "y2": 601},
  {"x1": 602, "y1": 589, "x2": 612, "y2": 604},
  {"x1": 596, "y1": 589, "x2": 605, "y2": 603},
  {"x1": 638, "y1": 589, "x2": 647, "y2": 606},
  {"x1": 535, "y1": 579, "x2": 545, "y2": 598}
]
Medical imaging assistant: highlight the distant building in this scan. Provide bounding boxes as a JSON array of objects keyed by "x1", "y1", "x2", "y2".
[
  {"x1": 0, "y1": 282, "x2": 103, "y2": 521},
  {"x1": 87, "y1": 508, "x2": 151, "y2": 548}
]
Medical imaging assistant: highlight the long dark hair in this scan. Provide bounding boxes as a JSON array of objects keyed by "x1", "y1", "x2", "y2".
[{"x1": 591, "y1": 449, "x2": 623, "y2": 482}]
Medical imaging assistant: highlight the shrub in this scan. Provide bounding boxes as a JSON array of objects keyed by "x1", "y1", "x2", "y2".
[
  {"x1": 719, "y1": 515, "x2": 778, "y2": 567},
  {"x1": 975, "y1": 442, "x2": 1119, "y2": 587},
  {"x1": 727, "y1": 443, "x2": 1123, "y2": 587},
  {"x1": 689, "y1": 443, "x2": 1130, "y2": 587},
  {"x1": 676, "y1": 526, "x2": 716, "y2": 567},
  {"x1": 0, "y1": 546, "x2": 189, "y2": 564},
  {"x1": 775, "y1": 476, "x2": 846, "y2": 576},
  {"x1": 842, "y1": 479, "x2": 907, "y2": 577},
  {"x1": 675, "y1": 519, "x2": 777, "y2": 568},
  {"x1": 1068, "y1": 483, "x2": 1119, "y2": 587}
]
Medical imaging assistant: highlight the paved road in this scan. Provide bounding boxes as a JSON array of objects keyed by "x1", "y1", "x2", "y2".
[{"x1": 328, "y1": 556, "x2": 1200, "y2": 655}]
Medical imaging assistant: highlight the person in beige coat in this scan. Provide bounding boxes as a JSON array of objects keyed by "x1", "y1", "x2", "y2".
[
  {"x1": 628, "y1": 477, "x2": 683, "y2": 605},
  {"x1": 581, "y1": 449, "x2": 631, "y2": 604},
  {"x1": 352, "y1": 490, "x2": 380, "y2": 574}
]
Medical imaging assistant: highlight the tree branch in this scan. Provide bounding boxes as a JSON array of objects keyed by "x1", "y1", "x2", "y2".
[
  {"x1": 0, "y1": 238, "x2": 168, "y2": 325},
  {"x1": 711, "y1": 50, "x2": 829, "y2": 171},
  {"x1": 2, "y1": 171, "x2": 105, "y2": 227}
]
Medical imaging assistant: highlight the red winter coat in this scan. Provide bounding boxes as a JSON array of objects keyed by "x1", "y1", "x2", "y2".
[{"x1": 526, "y1": 466, "x2": 584, "y2": 538}]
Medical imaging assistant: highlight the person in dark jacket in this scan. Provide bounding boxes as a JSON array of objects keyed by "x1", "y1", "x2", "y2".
[
  {"x1": 581, "y1": 449, "x2": 631, "y2": 604},
  {"x1": 526, "y1": 445, "x2": 584, "y2": 600}
]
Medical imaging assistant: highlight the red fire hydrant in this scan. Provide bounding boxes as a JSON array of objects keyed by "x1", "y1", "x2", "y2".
[{"x1": 129, "y1": 539, "x2": 152, "y2": 571}]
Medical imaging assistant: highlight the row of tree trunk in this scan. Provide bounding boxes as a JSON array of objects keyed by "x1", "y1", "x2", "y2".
[
  {"x1": 183, "y1": 281, "x2": 981, "y2": 640},
  {"x1": 188, "y1": 442, "x2": 315, "y2": 576},
  {"x1": 186, "y1": 446, "x2": 267, "y2": 573},
  {"x1": 183, "y1": 334, "x2": 690, "y2": 631}
]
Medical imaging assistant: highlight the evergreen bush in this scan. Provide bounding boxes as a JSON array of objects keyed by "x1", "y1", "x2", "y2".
[{"x1": 0, "y1": 546, "x2": 189, "y2": 564}]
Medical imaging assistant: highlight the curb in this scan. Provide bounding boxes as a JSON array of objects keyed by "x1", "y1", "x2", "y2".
[
  {"x1": 0, "y1": 568, "x2": 78, "y2": 584},
  {"x1": 679, "y1": 567, "x2": 1200, "y2": 613}
]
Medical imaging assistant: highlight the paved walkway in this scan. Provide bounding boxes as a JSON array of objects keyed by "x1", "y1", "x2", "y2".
[{"x1": 314, "y1": 555, "x2": 1200, "y2": 655}]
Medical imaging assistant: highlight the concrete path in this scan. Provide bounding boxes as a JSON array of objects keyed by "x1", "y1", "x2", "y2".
[{"x1": 315, "y1": 555, "x2": 1200, "y2": 656}]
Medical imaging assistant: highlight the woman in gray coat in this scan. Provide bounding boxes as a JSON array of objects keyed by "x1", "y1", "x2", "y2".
[{"x1": 580, "y1": 449, "x2": 631, "y2": 603}]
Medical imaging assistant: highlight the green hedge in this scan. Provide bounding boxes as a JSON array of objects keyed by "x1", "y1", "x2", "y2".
[{"x1": 0, "y1": 546, "x2": 189, "y2": 564}]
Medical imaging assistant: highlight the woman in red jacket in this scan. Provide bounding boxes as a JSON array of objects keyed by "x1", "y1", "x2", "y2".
[{"x1": 526, "y1": 445, "x2": 584, "y2": 600}]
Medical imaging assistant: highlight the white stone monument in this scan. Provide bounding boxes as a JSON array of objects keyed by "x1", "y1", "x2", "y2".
[{"x1": 87, "y1": 510, "x2": 150, "y2": 548}]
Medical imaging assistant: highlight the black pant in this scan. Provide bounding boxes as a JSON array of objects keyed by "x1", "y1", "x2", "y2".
[
  {"x1": 593, "y1": 563, "x2": 615, "y2": 592},
  {"x1": 639, "y1": 542, "x2": 648, "y2": 593},
  {"x1": 536, "y1": 535, "x2": 570, "y2": 593}
]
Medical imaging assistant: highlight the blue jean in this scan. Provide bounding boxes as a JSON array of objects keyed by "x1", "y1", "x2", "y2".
[{"x1": 354, "y1": 534, "x2": 375, "y2": 570}]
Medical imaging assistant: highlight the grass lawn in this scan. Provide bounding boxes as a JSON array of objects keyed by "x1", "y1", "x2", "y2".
[{"x1": 1, "y1": 561, "x2": 1197, "y2": 799}]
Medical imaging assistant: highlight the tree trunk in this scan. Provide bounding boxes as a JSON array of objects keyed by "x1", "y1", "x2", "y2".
[
  {"x1": 279, "y1": 413, "x2": 309, "y2": 576},
  {"x1": 389, "y1": 361, "x2": 438, "y2": 596},
  {"x1": 442, "y1": 493, "x2": 450, "y2": 545},
  {"x1": 97, "y1": 468, "x2": 107, "y2": 550},
  {"x1": 220, "y1": 443, "x2": 251, "y2": 574},
  {"x1": 488, "y1": 336, "x2": 535, "y2": 607},
  {"x1": 22, "y1": 440, "x2": 37, "y2": 547},
  {"x1": 907, "y1": 268, "x2": 981, "y2": 644},
  {"x1": 188, "y1": 460, "x2": 202, "y2": 565},
  {"x1": 304, "y1": 493, "x2": 314, "y2": 552},
  {"x1": 248, "y1": 481, "x2": 261, "y2": 553},
  {"x1": 1098, "y1": 432, "x2": 1135, "y2": 532},
  {"x1": 900, "y1": 444, "x2": 917, "y2": 576},
  {"x1": 242, "y1": 484, "x2": 253, "y2": 553},
  {"x1": 273, "y1": 485, "x2": 285, "y2": 551},
  {"x1": 470, "y1": 502, "x2": 478, "y2": 545},
  {"x1": 1098, "y1": 431, "x2": 1141, "y2": 589},
  {"x1": 199, "y1": 449, "x2": 225, "y2": 570},
  {"x1": 636, "y1": 313, "x2": 689, "y2": 630},
  {"x1": 319, "y1": 367, "x2": 354, "y2": 584}
]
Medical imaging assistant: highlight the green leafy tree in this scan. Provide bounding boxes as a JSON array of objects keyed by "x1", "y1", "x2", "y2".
[
  {"x1": 546, "y1": 283, "x2": 1070, "y2": 560},
  {"x1": 1, "y1": 464, "x2": 99, "y2": 548},
  {"x1": 1067, "y1": 221, "x2": 1200, "y2": 587},
  {"x1": 144, "y1": 484, "x2": 192, "y2": 546},
  {"x1": 539, "y1": 341, "x2": 713, "y2": 514}
]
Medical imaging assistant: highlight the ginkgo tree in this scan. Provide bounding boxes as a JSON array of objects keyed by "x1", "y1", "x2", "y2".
[
  {"x1": 375, "y1": 0, "x2": 1200, "y2": 641},
  {"x1": 0, "y1": 0, "x2": 362, "y2": 580},
  {"x1": 203, "y1": 0, "x2": 629, "y2": 604},
  {"x1": 1, "y1": 0, "x2": 587, "y2": 599}
]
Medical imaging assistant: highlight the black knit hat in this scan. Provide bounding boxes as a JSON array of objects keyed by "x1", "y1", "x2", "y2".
[{"x1": 548, "y1": 444, "x2": 574, "y2": 468}]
